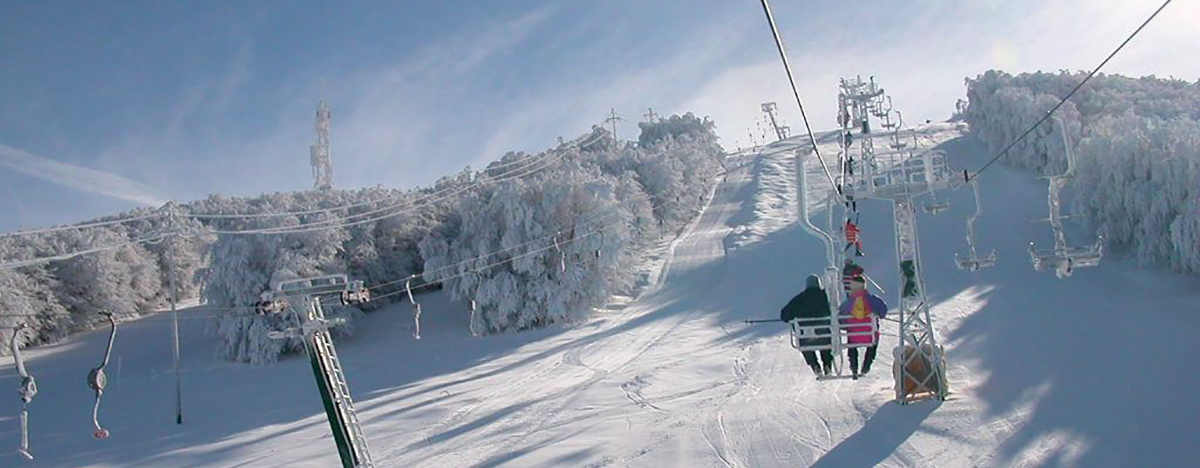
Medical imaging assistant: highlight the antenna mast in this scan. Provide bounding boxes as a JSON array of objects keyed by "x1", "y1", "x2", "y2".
[{"x1": 311, "y1": 99, "x2": 334, "y2": 190}]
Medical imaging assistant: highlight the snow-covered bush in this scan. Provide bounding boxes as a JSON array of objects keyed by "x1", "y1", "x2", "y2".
[{"x1": 964, "y1": 70, "x2": 1200, "y2": 274}]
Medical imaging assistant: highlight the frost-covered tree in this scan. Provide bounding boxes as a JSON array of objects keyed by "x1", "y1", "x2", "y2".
[
  {"x1": 963, "y1": 70, "x2": 1200, "y2": 274},
  {"x1": 419, "y1": 113, "x2": 723, "y2": 334}
]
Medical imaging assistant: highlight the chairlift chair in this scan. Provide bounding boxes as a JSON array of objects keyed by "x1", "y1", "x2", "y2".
[
  {"x1": 87, "y1": 312, "x2": 116, "y2": 440},
  {"x1": 255, "y1": 292, "x2": 289, "y2": 315},
  {"x1": 1029, "y1": 117, "x2": 1104, "y2": 278},
  {"x1": 955, "y1": 178, "x2": 997, "y2": 271},
  {"x1": 788, "y1": 315, "x2": 879, "y2": 380},
  {"x1": 340, "y1": 280, "x2": 370, "y2": 305},
  {"x1": 10, "y1": 324, "x2": 37, "y2": 459}
]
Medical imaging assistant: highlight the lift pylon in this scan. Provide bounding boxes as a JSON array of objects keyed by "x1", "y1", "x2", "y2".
[
  {"x1": 834, "y1": 74, "x2": 950, "y2": 402},
  {"x1": 260, "y1": 275, "x2": 374, "y2": 468}
]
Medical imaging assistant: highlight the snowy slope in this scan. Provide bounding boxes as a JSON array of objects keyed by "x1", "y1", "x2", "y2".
[{"x1": 2, "y1": 125, "x2": 1198, "y2": 467}]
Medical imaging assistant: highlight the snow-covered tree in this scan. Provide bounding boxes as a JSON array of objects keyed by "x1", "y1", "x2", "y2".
[{"x1": 963, "y1": 70, "x2": 1200, "y2": 274}]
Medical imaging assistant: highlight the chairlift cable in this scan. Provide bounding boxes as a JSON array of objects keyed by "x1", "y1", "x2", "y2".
[
  {"x1": 205, "y1": 148, "x2": 571, "y2": 235},
  {"x1": 968, "y1": 0, "x2": 1173, "y2": 182},
  {"x1": 758, "y1": 0, "x2": 841, "y2": 195},
  {"x1": 0, "y1": 212, "x2": 164, "y2": 239},
  {"x1": 188, "y1": 145, "x2": 568, "y2": 223},
  {"x1": 185, "y1": 132, "x2": 607, "y2": 221}
]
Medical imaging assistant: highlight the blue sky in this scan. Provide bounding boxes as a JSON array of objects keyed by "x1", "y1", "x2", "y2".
[{"x1": 2, "y1": 0, "x2": 1196, "y2": 232}]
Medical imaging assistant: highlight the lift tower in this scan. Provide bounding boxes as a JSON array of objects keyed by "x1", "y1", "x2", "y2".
[
  {"x1": 761, "y1": 102, "x2": 790, "y2": 142},
  {"x1": 837, "y1": 76, "x2": 951, "y2": 404},
  {"x1": 258, "y1": 275, "x2": 373, "y2": 468}
]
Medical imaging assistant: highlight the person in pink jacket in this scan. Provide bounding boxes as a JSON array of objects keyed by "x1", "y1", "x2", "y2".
[{"x1": 839, "y1": 276, "x2": 888, "y2": 378}]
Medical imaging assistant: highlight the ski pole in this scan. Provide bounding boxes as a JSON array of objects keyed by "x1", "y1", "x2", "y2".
[
  {"x1": 744, "y1": 319, "x2": 784, "y2": 324},
  {"x1": 863, "y1": 274, "x2": 886, "y2": 294}
]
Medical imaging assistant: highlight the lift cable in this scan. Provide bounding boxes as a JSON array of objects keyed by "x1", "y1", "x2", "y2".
[
  {"x1": 967, "y1": 0, "x2": 1173, "y2": 182},
  {"x1": 758, "y1": 0, "x2": 840, "y2": 194}
]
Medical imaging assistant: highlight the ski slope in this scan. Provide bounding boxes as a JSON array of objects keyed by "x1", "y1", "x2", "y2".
[{"x1": 2, "y1": 124, "x2": 1198, "y2": 467}]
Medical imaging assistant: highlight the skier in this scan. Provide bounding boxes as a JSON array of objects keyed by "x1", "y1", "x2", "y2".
[
  {"x1": 840, "y1": 276, "x2": 888, "y2": 379},
  {"x1": 844, "y1": 216, "x2": 864, "y2": 257},
  {"x1": 780, "y1": 275, "x2": 834, "y2": 377},
  {"x1": 842, "y1": 258, "x2": 864, "y2": 295}
]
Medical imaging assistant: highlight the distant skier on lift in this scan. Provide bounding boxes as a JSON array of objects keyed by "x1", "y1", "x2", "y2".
[
  {"x1": 842, "y1": 258, "x2": 864, "y2": 294},
  {"x1": 780, "y1": 275, "x2": 834, "y2": 377},
  {"x1": 841, "y1": 276, "x2": 888, "y2": 379},
  {"x1": 844, "y1": 215, "x2": 864, "y2": 257}
]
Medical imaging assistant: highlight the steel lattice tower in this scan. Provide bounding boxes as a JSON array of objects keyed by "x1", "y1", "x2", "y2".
[{"x1": 311, "y1": 101, "x2": 333, "y2": 190}]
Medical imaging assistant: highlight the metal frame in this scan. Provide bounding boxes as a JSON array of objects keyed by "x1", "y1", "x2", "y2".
[
  {"x1": 311, "y1": 100, "x2": 333, "y2": 190},
  {"x1": 835, "y1": 75, "x2": 950, "y2": 402},
  {"x1": 956, "y1": 179, "x2": 997, "y2": 271},
  {"x1": 891, "y1": 197, "x2": 948, "y2": 403},
  {"x1": 261, "y1": 275, "x2": 374, "y2": 468}
]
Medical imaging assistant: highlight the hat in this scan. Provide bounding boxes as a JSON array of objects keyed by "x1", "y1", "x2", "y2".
[{"x1": 805, "y1": 274, "x2": 822, "y2": 289}]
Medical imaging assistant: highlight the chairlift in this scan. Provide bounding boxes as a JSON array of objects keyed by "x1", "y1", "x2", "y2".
[
  {"x1": 889, "y1": 122, "x2": 908, "y2": 150},
  {"x1": 255, "y1": 292, "x2": 289, "y2": 315},
  {"x1": 468, "y1": 272, "x2": 483, "y2": 337},
  {"x1": 10, "y1": 323, "x2": 37, "y2": 459},
  {"x1": 955, "y1": 177, "x2": 997, "y2": 271},
  {"x1": 340, "y1": 280, "x2": 370, "y2": 305},
  {"x1": 552, "y1": 235, "x2": 566, "y2": 273},
  {"x1": 405, "y1": 280, "x2": 422, "y2": 340},
  {"x1": 1029, "y1": 117, "x2": 1103, "y2": 278},
  {"x1": 788, "y1": 315, "x2": 879, "y2": 380},
  {"x1": 87, "y1": 312, "x2": 116, "y2": 440},
  {"x1": 922, "y1": 177, "x2": 951, "y2": 214}
]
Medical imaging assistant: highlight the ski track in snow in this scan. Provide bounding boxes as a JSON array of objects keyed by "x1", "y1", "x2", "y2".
[{"x1": 4, "y1": 124, "x2": 1200, "y2": 467}]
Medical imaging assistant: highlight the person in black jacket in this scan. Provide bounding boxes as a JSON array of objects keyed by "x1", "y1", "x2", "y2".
[{"x1": 780, "y1": 275, "x2": 834, "y2": 376}]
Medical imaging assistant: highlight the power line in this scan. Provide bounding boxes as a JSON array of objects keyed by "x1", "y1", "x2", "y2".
[{"x1": 967, "y1": 0, "x2": 1173, "y2": 181}]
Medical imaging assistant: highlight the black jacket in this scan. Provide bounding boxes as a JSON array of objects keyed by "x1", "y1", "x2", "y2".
[
  {"x1": 780, "y1": 287, "x2": 831, "y2": 322},
  {"x1": 781, "y1": 286, "x2": 832, "y2": 347}
]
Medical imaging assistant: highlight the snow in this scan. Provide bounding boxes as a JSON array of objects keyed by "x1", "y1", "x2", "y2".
[{"x1": 2, "y1": 124, "x2": 1199, "y2": 467}]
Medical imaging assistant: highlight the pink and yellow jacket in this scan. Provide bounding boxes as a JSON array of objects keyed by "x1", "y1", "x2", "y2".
[{"x1": 839, "y1": 290, "x2": 889, "y2": 344}]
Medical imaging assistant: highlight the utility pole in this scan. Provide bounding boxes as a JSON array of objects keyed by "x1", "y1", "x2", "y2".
[
  {"x1": 643, "y1": 108, "x2": 659, "y2": 123},
  {"x1": 161, "y1": 203, "x2": 184, "y2": 425},
  {"x1": 169, "y1": 254, "x2": 181, "y2": 424},
  {"x1": 605, "y1": 108, "x2": 624, "y2": 142}
]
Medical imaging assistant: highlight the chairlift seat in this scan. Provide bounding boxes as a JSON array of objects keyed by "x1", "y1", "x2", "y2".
[
  {"x1": 788, "y1": 317, "x2": 878, "y2": 352},
  {"x1": 1029, "y1": 241, "x2": 1103, "y2": 278},
  {"x1": 922, "y1": 201, "x2": 950, "y2": 214},
  {"x1": 955, "y1": 251, "x2": 997, "y2": 271}
]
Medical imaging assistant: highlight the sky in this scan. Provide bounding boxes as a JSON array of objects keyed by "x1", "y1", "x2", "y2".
[{"x1": 1, "y1": 0, "x2": 1197, "y2": 232}]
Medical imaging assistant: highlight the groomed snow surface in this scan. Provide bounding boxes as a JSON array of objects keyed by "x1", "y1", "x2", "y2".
[{"x1": 3, "y1": 124, "x2": 1198, "y2": 467}]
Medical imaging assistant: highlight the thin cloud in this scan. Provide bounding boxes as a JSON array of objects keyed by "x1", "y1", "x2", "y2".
[{"x1": 0, "y1": 143, "x2": 167, "y2": 206}]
